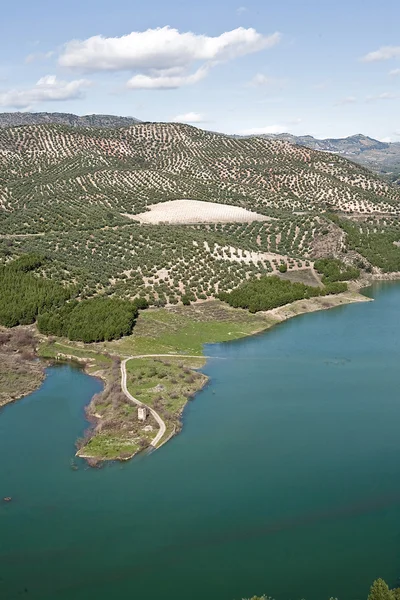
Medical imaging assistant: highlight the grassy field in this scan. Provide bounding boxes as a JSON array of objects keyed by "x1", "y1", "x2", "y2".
[
  {"x1": 36, "y1": 301, "x2": 277, "y2": 359},
  {"x1": 105, "y1": 301, "x2": 277, "y2": 356},
  {"x1": 75, "y1": 357, "x2": 158, "y2": 462},
  {"x1": 125, "y1": 356, "x2": 207, "y2": 437},
  {"x1": 38, "y1": 340, "x2": 113, "y2": 374},
  {"x1": 81, "y1": 432, "x2": 145, "y2": 461},
  {"x1": 76, "y1": 354, "x2": 209, "y2": 461}
]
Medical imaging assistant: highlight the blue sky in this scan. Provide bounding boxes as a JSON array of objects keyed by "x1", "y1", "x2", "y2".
[{"x1": 1, "y1": 0, "x2": 399, "y2": 140}]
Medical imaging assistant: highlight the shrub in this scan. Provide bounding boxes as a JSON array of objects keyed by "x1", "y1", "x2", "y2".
[
  {"x1": 218, "y1": 275, "x2": 347, "y2": 314},
  {"x1": 314, "y1": 257, "x2": 360, "y2": 283},
  {"x1": 0, "y1": 257, "x2": 72, "y2": 327},
  {"x1": 182, "y1": 294, "x2": 191, "y2": 306},
  {"x1": 38, "y1": 297, "x2": 138, "y2": 342}
]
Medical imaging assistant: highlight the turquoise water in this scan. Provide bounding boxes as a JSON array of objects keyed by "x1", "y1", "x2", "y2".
[{"x1": 1, "y1": 283, "x2": 400, "y2": 600}]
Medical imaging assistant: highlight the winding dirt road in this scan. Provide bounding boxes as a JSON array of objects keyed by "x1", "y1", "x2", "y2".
[
  {"x1": 120, "y1": 357, "x2": 167, "y2": 448},
  {"x1": 121, "y1": 353, "x2": 216, "y2": 448}
]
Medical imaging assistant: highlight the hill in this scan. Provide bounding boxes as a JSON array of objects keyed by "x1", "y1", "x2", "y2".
[
  {"x1": 2, "y1": 114, "x2": 399, "y2": 182},
  {"x1": 259, "y1": 132, "x2": 400, "y2": 183},
  {"x1": 1, "y1": 121, "x2": 400, "y2": 305},
  {"x1": 0, "y1": 112, "x2": 141, "y2": 129}
]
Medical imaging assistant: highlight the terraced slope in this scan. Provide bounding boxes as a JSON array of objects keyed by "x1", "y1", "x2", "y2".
[
  {"x1": 0, "y1": 112, "x2": 141, "y2": 129},
  {"x1": 1, "y1": 122, "x2": 400, "y2": 304},
  {"x1": 260, "y1": 133, "x2": 400, "y2": 184},
  {"x1": 1, "y1": 122, "x2": 399, "y2": 234}
]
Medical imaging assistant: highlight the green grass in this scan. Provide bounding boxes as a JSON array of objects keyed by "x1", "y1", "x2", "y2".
[
  {"x1": 38, "y1": 301, "x2": 276, "y2": 362},
  {"x1": 126, "y1": 357, "x2": 207, "y2": 426},
  {"x1": 82, "y1": 433, "x2": 140, "y2": 459},
  {"x1": 39, "y1": 340, "x2": 113, "y2": 366},
  {"x1": 106, "y1": 301, "x2": 276, "y2": 356}
]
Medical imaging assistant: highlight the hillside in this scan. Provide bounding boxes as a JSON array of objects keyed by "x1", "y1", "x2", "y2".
[
  {"x1": 259, "y1": 132, "x2": 400, "y2": 183},
  {"x1": 0, "y1": 112, "x2": 141, "y2": 129},
  {"x1": 1, "y1": 121, "x2": 400, "y2": 305},
  {"x1": 2, "y1": 113, "x2": 399, "y2": 179}
]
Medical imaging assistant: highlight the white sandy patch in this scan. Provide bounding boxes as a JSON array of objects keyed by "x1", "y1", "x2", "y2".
[{"x1": 124, "y1": 199, "x2": 270, "y2": 224}]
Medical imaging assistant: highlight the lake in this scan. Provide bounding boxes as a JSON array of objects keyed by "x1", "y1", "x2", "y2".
[{"x1": 1, "y1": 283, "x2": 400, "y2": 600}]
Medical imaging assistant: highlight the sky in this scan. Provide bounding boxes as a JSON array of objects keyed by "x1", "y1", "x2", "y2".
[{"x1": 1, "y1": 0, "x2": 399, "y2": 140}]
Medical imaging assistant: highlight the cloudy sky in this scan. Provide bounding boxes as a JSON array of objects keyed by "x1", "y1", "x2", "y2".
[{"x1": 1, "y1": 0, "x2": 399, "y2": 140}]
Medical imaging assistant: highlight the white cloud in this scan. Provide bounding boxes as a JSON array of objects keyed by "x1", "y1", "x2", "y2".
[
  {"x1": 59, "y1": 26, "x2": 281, "y2": 90},
  {"x1": 335, "y1": 96, "x2": 357, "y2": 105},
  {"x1": 389, "y1": 68, "x2": 400, "y2": 76},
  {"x1": 366, "y1": 92, "x2": 398, "y2": 102},
  {"x1": 0, "y1": 75, "x2": 91, "y2": 109},
  {"x1": 25, "y1": 51, "x2": 54, "y2": 64},
  {"x1": 60, "y1": 27, "x2": 281, "y2": 71},
  {"x1": 362, "y1": 46, "x2": 400, "y2": 62},
  {"x1": 239, "y1": 120, "x2": 301, "y2": 135},
  {"x1": 248, "y1": 73, "x2": 285, "y2": 87},
  {"x1": 172, "y1": 112, "x2": 205, "y2": 123},
  {"x1": 127, "y1": 65, "x2": 209, "y2": 90}
]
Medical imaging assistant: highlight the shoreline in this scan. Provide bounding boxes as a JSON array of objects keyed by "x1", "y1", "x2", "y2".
[
  {"x1": 0, "y1": 372, "x2": 46, "y2": 409},
  {"x1": 0, "y1": 276, "x2": 393, "y2": 464},
  {"x1": 71, "y1": 288, "x2": 373, "y2": 463},
  {"x1": 0, "y1": 327, "x2": 47, "y2": 409}
]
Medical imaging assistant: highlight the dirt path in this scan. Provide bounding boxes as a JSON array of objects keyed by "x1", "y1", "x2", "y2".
[{"x1": 120, "y1": 357, "x2": 167, "y2": 448}]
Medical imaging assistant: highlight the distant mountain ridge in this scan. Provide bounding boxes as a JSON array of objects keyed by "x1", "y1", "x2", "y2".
[
  {"x1": 263, "y1": 132, "x2": 395, "y2": 153},
  {"x1": 0, "y1": 112, "x2": 142, "y2": 129},
  {"x1": 259, "y1": 133, "x2": 400, "y2": 183}
]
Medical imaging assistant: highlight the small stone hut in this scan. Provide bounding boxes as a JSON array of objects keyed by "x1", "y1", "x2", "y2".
[{"x1": 138, "y1": 406, "x2": 148, "y2": 422}]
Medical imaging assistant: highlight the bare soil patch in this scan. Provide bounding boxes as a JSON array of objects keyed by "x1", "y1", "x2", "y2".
[
  {"x1": 124, "y1": 199, "x2": 271, "y2": 225},
  {"x1": 278, "y1": 268, "x2": 323, "y2": 287}
]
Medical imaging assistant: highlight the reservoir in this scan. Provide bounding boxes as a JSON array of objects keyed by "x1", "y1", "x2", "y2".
[{"x1": 1, "y1": 283, "x2": 400, "y2": 600}]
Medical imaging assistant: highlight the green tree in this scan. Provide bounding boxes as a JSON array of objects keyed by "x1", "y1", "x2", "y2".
[{"x1": 368, "y1": 579, "x2": 394, "y2": 600}]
